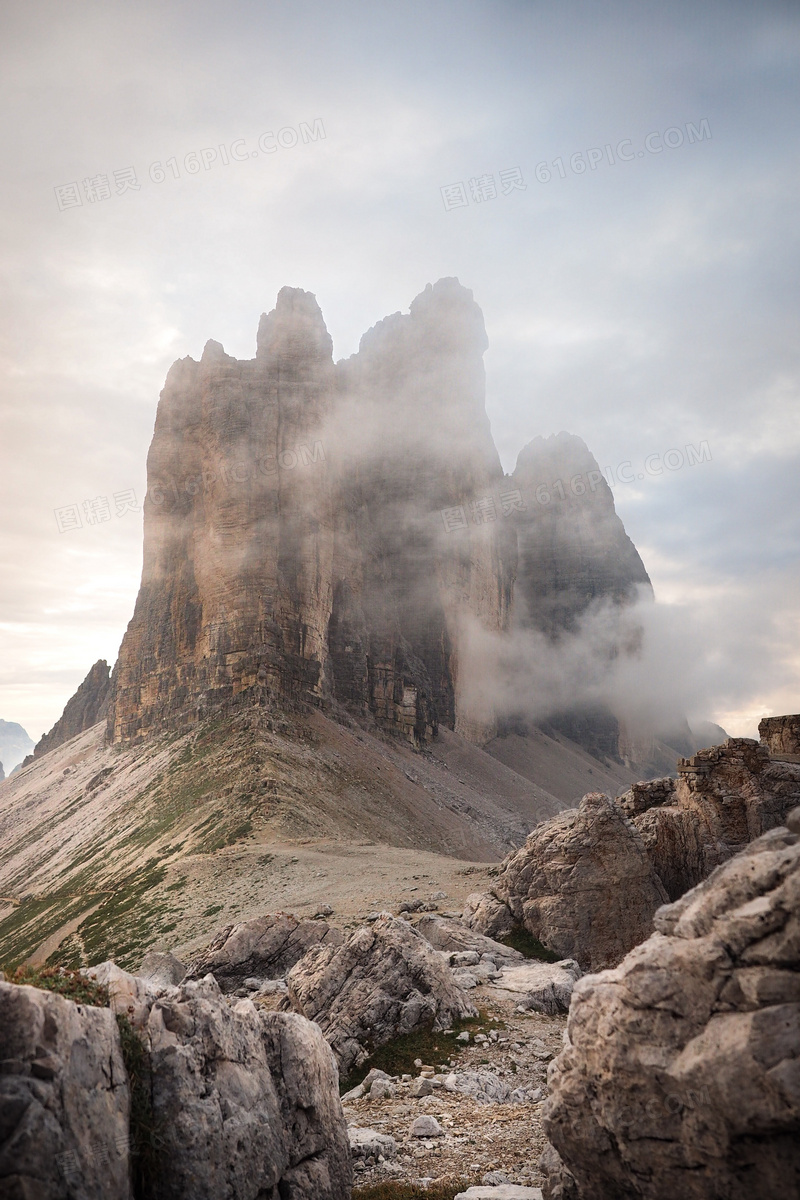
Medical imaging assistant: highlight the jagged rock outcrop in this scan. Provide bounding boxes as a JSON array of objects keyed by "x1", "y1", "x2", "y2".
[
  {"x1": 146, "y1": 975, "x2": 351, "y2": 1199},
  {"x1": 284, "y1": 915, "x2": 478, "y2": 1076},
  {"x1": 13, "y1": 965, "x2": 353, "y2": 1198},
  {"x1": 0, "y1": 761, "x2": 4, "y2": 782},
  {"x1": 465, "y1": 737, "x2": 800, "y2": 969},
  {"x1": 481, "y1": 792, "x2": 669, "y2": 970},
  {"x1": 462, "y1": 892, "x2": 517, "y2": 940},
  {"x1": 109, "y1": 280, "x2": 515, "y2": 748},
  {"x1": 629, "y1": 738, "x2": 800, "y2": 900},
  {"x1": 760, "y1": 713, "x2": 800, "y2": 760},
  {"x1": 184, "y1": 912, "x2": 343, "y2": 993},
  {"x1": 23, "y1": 661, "x2": 111, "y2": 765},
  {"x1": 540, "y1": 812, "x2": 800, "y2": 1200},
  {"x1": 0, "y1": 980, "x2": 132, "y2": 1199}
]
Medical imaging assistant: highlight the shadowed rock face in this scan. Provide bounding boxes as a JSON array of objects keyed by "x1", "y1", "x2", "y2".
[
  {"x1": 109, "y1": 280, "x2": 515, "y2": 747},
  {"x1": 510, "y1": 432, "x2": 651, "y2": 638}
]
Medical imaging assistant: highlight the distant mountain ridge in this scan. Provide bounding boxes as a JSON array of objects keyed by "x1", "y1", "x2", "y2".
[{"x1": 0, "y1": 719, "x2": 34, "y2": 775}]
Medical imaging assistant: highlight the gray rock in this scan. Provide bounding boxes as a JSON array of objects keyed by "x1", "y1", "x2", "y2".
[
  {"x1": 541, "y1": 825, "x2": 800, "y2": 1200},
  {"x1": 462, "y1": 891, "x2": 517, "y2": 939},
  {"x1": 455, "y1": 1187, "x2": 543, "y2": 1199},
  {"x1": 453, "y1": 1070, "x2": 512, "y2": 1104},
  {"x1": 0, "y1": 980, "x2": 132, "y2": 1199},
  {"x1": 138, "y1": 949, "x2": 187, "y2": 987},
  {"x1": 453, "y1": 969, "x2": 479, "y2": 989},
  {"x1": 145, "y1": 974, "x2": 351, "y2": 1198},
  {"x1": 452, "y1": 950, "x2": 481, "y2": 967},
  {"x1": 411, "y1": 1115, "x2": 445, "y2": 1137},
  {"x1": 368, "y1": 1078, "x2": 395, "y2": 1100},
  {"x1": 411, "y1": 1077, "x2": 435, "y2": 1097},
  {"x1": 416, "y1": 913, "x2": 523, "y2": 964},
  {"x1": 488, "y1": 960, "x2": 582, "y2": 1014},
  {"x1": 185, "y1": 911, "x2": 344, "y2": 992},
  {"x1": 348, "y1": 1126, "x2": 398, "y2": 1161},
  {"x1": 83, "y1": 959, "x2": 160, "y2": 1028},
  {"x1": 285, "y1": 916, "x2": 477, "y2": 1076}
]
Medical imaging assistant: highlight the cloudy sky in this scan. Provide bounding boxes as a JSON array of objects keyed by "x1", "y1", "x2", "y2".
[{"x1": 1, "y1": 0, "x2": 798, "y2": 746}]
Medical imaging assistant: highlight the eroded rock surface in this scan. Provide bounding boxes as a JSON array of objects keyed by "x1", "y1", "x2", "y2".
[
  {"x1": 540, "y1": 817, "x2": 800, "y2": 1200},
  {"x1": 285, "y1": 916, "x2": 478, "y2": 1076},
  {"x1": 760, "y1": 713, "x2": 800, "y2": 760},
  {"x1": 487, "y1": 961, "x2": 582, "y2": 1015},
  {"x1": 482, "y1": 792, "x2": 669, "y2": 970},
  {"x1": 415, "y1": 913, "x2": 523, "y2": 964},
  {"x1": 0, "y1": 980, "x2": 132, "y2": 1199},
  {"x1": 631, "y1": 738, "x2": 800, "y2": 901},
  {"x1": 108, "y1": 280, "x2": 515, "y2": 748},
  {"x1": 145, "y1": 974, "x2": 352, "y2": 1199},
  {"x1": 467, "y1": 737, "x2": 800, "y2": 970},
  {"x1": 185, "y1": 911, "x2": 343, "y2": 992}
]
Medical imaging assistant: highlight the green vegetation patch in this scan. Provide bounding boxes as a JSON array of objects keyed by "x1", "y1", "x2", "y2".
[
  {"x1": 499, "y1": 924, "x2": 561, "y2": 962},
  {"x1": 352, "y1": 1180, "x2": 478, "y2": 1199},
  {"x1": 339, "y1": 1009, "x2": 503, "y2": 1094},
  {"x1": 2, "y1": 964, "x2": 109, "y2": 1007}
]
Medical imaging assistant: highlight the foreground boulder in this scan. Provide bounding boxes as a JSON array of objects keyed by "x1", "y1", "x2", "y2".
[
  {"x1": 469, "y1": 792, "x2": 669, "y2": 970},
  {"x1": 466, "y1": 737, "x2": 800, "y2": 970},
  {"x1": 0, "y1": 968, "x2": 352, "y2": 1199},
  {"x1": 284, "y1": 915, "x2": 478, "y2": 1076},
  {"x1": 0, "y1": 980, "x2": 132, "y2": 1199},
  {"x1": 540, "y1": 813, "x2": 800, "y2": 1199},
  {"x1": 147, "y1": 976, "x2": 351, "y2": 1199},
  {"x1": 185, "y1": 911, "x2": 343, "y2": 992}
]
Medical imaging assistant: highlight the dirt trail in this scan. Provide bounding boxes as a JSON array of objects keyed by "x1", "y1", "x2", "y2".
[{"x1": 24, "y1": 902, "x2": 101, "y2": 966}]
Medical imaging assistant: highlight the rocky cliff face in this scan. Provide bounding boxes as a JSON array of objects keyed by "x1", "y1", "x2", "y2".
[
  {"x1": 25, "y1": 660, "x2": 111, "y2": 764},
  {"x1": 109, "y1": 280, "x2": 516, "y2": 748},
  {"x1": 509, "y1": 432, "x2": 651, "y2": 637},
  {"x1": 760, "y1": 713, "x2": 800, "y2": 759}
]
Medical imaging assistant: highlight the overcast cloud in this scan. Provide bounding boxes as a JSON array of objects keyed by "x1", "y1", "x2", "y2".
[{"x1": 1, "y1": 0, "x2": 798, "y2": 744}]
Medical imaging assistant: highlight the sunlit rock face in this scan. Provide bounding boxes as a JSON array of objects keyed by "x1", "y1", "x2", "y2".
[{"x1": 109, "y1": 280, "x2": 515, "y2": 746}]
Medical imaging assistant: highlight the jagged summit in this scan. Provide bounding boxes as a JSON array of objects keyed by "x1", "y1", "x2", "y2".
[{"x1": 40, "y1": 282, "x2": 655, "y2": 767}]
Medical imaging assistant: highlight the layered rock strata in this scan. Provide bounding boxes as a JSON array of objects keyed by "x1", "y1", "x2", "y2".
[
  {"x1": 109, "y1": 281, "x2": 515, "y2": 748},
  {"x1": 760, "y1": 713, "x2": 800, "y2": 760},
  {"x1": 540, "y1": 812, "x2": 800, "y2": 1200},
  {"x1": 465, "y1": 736, "x2": 800, "y2": 969}
]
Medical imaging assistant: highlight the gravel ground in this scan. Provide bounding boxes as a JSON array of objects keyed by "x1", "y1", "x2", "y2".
[{"x1": 344, "y1": 991, "x2": 566, "y2": 1192}]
